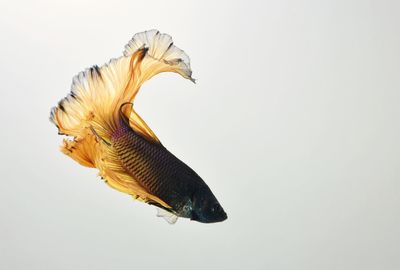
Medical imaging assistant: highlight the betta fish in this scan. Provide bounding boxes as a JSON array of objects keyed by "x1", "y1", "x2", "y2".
[{"x1": 50, "y1": 30, "x2": 227, "y2": 224}]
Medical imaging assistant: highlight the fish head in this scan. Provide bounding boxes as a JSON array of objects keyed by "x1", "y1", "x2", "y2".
[{"x1": 191, "y1": 186, "x2": 227, "y2": 223}]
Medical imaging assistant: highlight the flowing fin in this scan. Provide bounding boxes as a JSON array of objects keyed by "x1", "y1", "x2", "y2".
[
  {"x1": 50, "y1": 30, "x2": 193, "y2": 212},
  {"x1": 157, "y1": 207, "x2": 179, "y2": 224},
  {"x1": 60, "y1": 130, "x2": 98, "y2": 168},
  {"x1": 124, "y1": 29, "x2": 195, "y2": 86},
  {"x1": 119, "y1": 30, "x2": 195, "y2": 143},
  {"x1": 89, "y1": 126, "x2": 111, "y2": 146},
  {"x1": 50, "y1": 30, "x2": 193, "y2": 142},
  {"x1": 49, "y1": 50, "x2": 144, "y2": 141}
]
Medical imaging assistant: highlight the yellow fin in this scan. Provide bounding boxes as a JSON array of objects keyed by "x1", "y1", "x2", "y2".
[
  {"x1": 50, "y1": 30, "x2": 193, "y2": 212},
  {"x1": 118, "y1": 30, "x2": 196, "y2": 144},
  {"x1": 60, "y1": 129, "x2": 98, "y2": 168},
  {"x1": 50, "y1": 57, "x2": 131, "y2": 139},
  {"x1": 50, "y1": 30, "x2": 193, "y2": 141},
  {"x1": 124, "y1": 29, "x2": 195, "y2": 96}
]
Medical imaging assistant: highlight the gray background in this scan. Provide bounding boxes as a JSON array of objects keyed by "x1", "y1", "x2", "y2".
[{"x1": 0, "y1": 0, "x2": 399, "y2": 269}]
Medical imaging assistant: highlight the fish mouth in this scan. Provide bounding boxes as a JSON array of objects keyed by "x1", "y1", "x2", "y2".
[
  {"x1": 217, "y1": 211, "x2": 228, "y2": 222},
  {"x1": 191, "y1": 211, "x2": 228, "y2": 223},
  {"x1": 214, "y1": 213, "x2": 228, "y2": 223},
  {"x1": 204, "y1": 213, "x2": 228, "y2": 223}
]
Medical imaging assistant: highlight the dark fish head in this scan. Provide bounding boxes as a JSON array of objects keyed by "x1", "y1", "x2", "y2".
[{"x1": 191, "y1": 186, "x2": 227, "y2": 223}]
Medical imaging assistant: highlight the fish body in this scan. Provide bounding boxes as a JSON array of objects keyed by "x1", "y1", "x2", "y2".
[
  {"x1": 50, "y1": 30, "x2": 227, "y2": 223},
  {"x1": 112, "y1": 117, "x2": 226, "y2": 222}
]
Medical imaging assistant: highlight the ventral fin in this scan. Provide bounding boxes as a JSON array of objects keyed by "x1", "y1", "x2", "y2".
[{"x1": 156, "y1": 207, "x2": 178, "y2": 224}]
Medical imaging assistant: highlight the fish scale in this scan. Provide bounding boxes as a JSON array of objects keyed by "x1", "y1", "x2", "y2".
[{"x1": 112, "y1": 124, "x2": 178, "y2": 204}]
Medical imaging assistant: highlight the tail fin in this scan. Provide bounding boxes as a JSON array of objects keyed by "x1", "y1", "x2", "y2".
[
  {"x1": 50, "y1": 30, "x2": 194, "y2": 207},
  {"x1": 124, "y1": 29, "x2": 194, "y2": 84},
  {"x1": 50, "y1": 29, "x2": 194, "y2": 144}
]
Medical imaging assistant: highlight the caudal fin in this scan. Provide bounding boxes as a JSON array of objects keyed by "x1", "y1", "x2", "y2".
[
  {"x1": 50, "y1": 30, "x2": 194, "y2": 207},
  {"x1": 50, "y1": 29, "x2": 194, "y2": 154}
]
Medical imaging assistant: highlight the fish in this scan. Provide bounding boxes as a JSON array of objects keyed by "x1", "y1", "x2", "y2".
[{"x1": 50, "y1": 30, "x2": 227, "y2": 224}]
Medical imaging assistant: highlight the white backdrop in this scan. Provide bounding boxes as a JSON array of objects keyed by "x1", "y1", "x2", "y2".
[{"x1": 0, "y1": 0, "x2": 399, "y2": 269}]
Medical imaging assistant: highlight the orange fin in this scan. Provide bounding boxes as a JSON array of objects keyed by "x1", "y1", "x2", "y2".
[
  {"x1": 50, "y1": 30, "x2": 194, "y2": 212},
  {"x1": 60, "y1": 130, "x2": 98, "y2": 168}
]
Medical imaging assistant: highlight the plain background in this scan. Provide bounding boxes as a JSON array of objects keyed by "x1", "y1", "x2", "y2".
[{"x1": 0, "y1": 0, "x2": 399, "y2": 269}]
